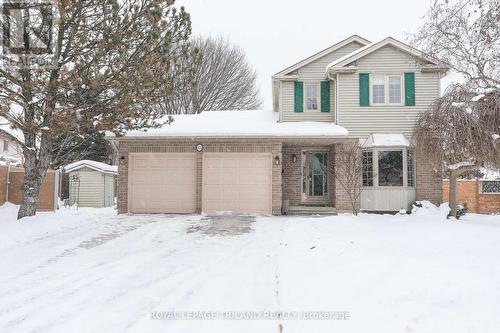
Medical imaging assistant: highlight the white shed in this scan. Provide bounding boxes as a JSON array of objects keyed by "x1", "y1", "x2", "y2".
[{"x1": 64, "y1": 160, "x2": 118, "y2": 208}]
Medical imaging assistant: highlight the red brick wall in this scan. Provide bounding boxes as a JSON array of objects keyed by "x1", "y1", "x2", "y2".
[
  {"x1": 443, "y1": 180, "x2": 500, "y2": 214},
  {"x1": 443, "y1": 180, "x2": 478, "y2": 213},
  {"x1": 117, "y1": 139, "x2": 282, "y2": 214},
  {"x1": 416, "y1": 149, "x2": 442, "y2": 205},
  {"x1": 334, "y1": 140, "x2": 361, "y2": 213}
]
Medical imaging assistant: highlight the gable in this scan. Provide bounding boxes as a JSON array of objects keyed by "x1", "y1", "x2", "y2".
[
  {"x1": 297, "y1": 41, "x2": 365, "y2": 79},
  {"x1": 273, "y1": 35, "x2": 370, "y2": 77},
  {"x1": 354, "y1": 45, "x2": 421, "y2": 70}
]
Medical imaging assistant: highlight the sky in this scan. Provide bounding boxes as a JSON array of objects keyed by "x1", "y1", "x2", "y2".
[{"x1": 176, "y1": 0, "x2": 453, "y2": 109}]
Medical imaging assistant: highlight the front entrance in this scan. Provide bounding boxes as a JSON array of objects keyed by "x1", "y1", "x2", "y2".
[{"x1": 301, "y1": 151, "x2": 329, "y2": 205}]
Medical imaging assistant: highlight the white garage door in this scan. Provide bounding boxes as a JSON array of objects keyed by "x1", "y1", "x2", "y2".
[
  {"x1": 202, "y1": 153, "x2": 272, "y2": 215},
  {"x1": 129, "y1": 153, "x2": 197, "y2": 213}
]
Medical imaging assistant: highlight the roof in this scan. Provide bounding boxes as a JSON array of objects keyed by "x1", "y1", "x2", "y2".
[
  {"x1": 64, "y1": 160, "x2": 118, "y2": 174},
  {"x1": 362, "y1": 134, "x2": 410, "y2": 148},
  {"x1": 119, "y1": 109, "x2": 349, "y2": 139},
  {"x1": 326, "y1": 37, "x2": 449, "y2": 72},
  {"x1": 273, "y1": 35, "x2": 371, "y2": 77},
  {"x1": 481, "y1": 168, "x2": 500, "y2": 181},
  {"x1": 0, "y1": 116, "x2": 24, "y2": 144}
]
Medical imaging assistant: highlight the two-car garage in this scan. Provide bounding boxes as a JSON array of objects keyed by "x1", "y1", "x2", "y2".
[{"x1": 128, "y1": 152, "x2": 272, "y2": 215}]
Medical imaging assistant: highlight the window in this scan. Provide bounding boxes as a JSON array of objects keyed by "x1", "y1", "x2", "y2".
[
  {"x1": 371, "y1": 74, "x2": 403, "y2": 105},
  {"x1": 362, "y1": 151, "x2": 374, "y2": 186},
  {"x1": 388, "y1": 76, "x2": 402, "y2": 104},
  {"x1": 372, "y1": 77, "x2": 385, "y2": 104},
  {"x1": 2, "y1": 139, "x2": 7, "y2": 152},
  {"x1": 305, "y1": 83, "x2": 319, "y2": 111},
  {"x1": 407, "y1": 149, "x2": 415, "y2": 187},
  {"x1": 378, "y1": 150, "x2": 403, "y2": 186},
  {"x1": 482, "y1": 181, "x2": 500, "y2": 194}
]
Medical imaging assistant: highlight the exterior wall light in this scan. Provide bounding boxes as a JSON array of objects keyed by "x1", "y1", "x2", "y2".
[
  {"x1": 292, "y1": 154, "x2": 297, "y2": 163},
  {"x1": 274, "y1": 156, "x2": 281, "y2": 165}
]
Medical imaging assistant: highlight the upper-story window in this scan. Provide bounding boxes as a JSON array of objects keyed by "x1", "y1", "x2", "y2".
[
  {"x1": 2, "y1": 139, "x2": 8, "y2": 152},
  {"x1": 371, "y1": 74, "x2": 403, "y2": 105},
  {"x1": 305, "y1": 83, "x2": 319, "y2": 111}
]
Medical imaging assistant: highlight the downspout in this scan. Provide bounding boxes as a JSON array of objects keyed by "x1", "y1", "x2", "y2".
[{"x1": 326, "y1": 68, "x2": 339, "y2": 125}]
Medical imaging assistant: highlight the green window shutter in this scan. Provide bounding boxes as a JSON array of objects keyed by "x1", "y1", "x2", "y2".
[
  {"x1": 404, "y1": 72, "x2": 415, "y2": 106},
  {"x1": 359, "y1": 73, "x2": 370, "y2": 106},
  {"x1": 320, "y1": 81, "x2": 330, "y2": 112},
  {"x1": 294, "y1": 81, "x2": 304, "y2": 112}
]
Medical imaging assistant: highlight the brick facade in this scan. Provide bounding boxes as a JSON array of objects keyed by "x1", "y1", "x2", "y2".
[
  {"x1": 117, "y1": 139, "x2": 282, "y2": 214},
  {"x1": 443, "y1": 180, "x2": 500, "y2": 214},
  {"x1": 415, "y1": 149, "x2": 442, "y2": 205}
]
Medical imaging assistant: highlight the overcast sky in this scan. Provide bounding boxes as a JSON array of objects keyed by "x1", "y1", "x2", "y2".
[{"x1": 177, "y1": 0, "x2": 450, "y2": 109}]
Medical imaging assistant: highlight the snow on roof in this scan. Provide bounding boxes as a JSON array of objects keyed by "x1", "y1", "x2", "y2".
[
  {"x1": 362, "y1": 134, "x2": 410, "y2": 148},
  {"x1": 122, "y1": 110, "x2": 349, "y2": 138},
  {"x1": 64, "y1": 160, "x2": 118, "y2": 174},
  {"x1": 0, "y1": 116, "x2": 24, "y2": 144},
  {"x1": 481, "y1": 168, "x2": 500, "y2": 180}
]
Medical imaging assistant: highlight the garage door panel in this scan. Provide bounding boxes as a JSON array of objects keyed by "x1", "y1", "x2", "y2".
[
  {"x1": 203, "y1": 153, "x2": 272, "y2": 215},
  {"x1": 129, "y1": 153, "x2": 197, "y2": 213}
]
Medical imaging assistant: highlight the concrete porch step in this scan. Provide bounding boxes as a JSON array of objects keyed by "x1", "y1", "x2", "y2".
[{"x1": 286, "y1": 206, "x2": 338, "y2": 216}]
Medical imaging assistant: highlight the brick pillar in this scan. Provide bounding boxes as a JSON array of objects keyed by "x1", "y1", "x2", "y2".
[
  {"x1": 117, "y1": 142, "x2": 129, "y2": 214},
  {"x1": 196, "y1": 152, "x2": 203, "y2": 213},
  {"x1": 415, "y1": 149, "x2": 442, "y2": 205},
  {"x1": 272, "y1": 143, "x2": 283, "y2": 215}
]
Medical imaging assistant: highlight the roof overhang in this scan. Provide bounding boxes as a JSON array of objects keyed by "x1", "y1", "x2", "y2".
[
  {"x1": 326, "y1": 37, "x2": 451, "y2": 74},
  {"x1": 274, "y1": 35, "x2": 371, "y2": 77}
]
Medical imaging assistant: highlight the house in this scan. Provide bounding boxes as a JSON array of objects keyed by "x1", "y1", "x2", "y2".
[
  {"x1": 64, "y1": 160, "x2": 117, "y2": 208},
  {"x1": 0, "y1": 117, "x2": 24, "y2": 166},
  {"x1": 112, "y1": 35, "x2": 449, "y2": 215}
]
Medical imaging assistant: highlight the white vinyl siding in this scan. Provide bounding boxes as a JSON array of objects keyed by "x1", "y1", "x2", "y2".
[
  {"x1": 281, "y1": 41, "x2": 364, "y2": 122},
  {"x1": 337, "y1": 45, "x2": 441, "y2": 137},
  {"x1": 69, "y1": 167, "x2": 116, "y2": 208}
]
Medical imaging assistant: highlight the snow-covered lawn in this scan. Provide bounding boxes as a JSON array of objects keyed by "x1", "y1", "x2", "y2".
[{"x1": 0, "y1": 203, "x2": 499, "y2": 333}]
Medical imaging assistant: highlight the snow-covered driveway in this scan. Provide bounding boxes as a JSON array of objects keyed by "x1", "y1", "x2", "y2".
[{"x1": 0, "y1": 203, "x2": 499, "y2": 333}]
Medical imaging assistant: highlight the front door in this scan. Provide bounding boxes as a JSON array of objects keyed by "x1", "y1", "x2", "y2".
[{"x1": 302, "y1": 151, "x2": 329, "y2": 204}]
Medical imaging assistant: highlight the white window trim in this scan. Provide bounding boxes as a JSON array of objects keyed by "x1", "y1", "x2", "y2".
[
  {"x1": 362, "y1": 147, "x2": 414, "y2": 189},
  {"x1": 369, "y1": 74, "x2": 404, "y2": 106},
  {"x1": 303, "y1": 82, "x2": 321, "y2": 112}
]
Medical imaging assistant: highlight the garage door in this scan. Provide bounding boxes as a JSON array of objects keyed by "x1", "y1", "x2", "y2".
[
  {"x1": 129, "y1": 153, "x2": 197, "y2": 213},
  {"x1": 202, "y1": 153, "x2": 272, "y2": 215}
]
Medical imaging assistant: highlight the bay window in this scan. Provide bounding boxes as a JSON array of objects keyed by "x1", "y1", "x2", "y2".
[
  {"x1": 378, "y1": 150, "x2": 403, "y2": 186},
  {"x1": 362, "y1": 147, "x2": 415, "y2": 188}
]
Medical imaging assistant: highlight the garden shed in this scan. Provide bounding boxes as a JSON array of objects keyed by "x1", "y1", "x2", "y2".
[{"x1": 64, "y1": 160, "x2": 117, "y2": 208}]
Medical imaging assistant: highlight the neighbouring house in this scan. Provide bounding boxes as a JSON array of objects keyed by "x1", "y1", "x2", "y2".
[
  {"x1": 64, "y1": 160, "x2": 117, "y2": 208},
  {"x1": 0, "y1": 117, "x2": 24, "y2": 166},
  {"x1": 443, "y1": 168, "x2": 500, "y2": 214},
  {"x1": 111, "y1": 35, "x2": 449, "y2": 215}
]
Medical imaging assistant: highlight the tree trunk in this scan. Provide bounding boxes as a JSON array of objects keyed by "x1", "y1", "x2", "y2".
[
  {"x1": 17, "y1": 153, "x2": 49, "y2": 220},
  {"x1": 448, "y1": 171, "x2": 458, "y2": 219}
]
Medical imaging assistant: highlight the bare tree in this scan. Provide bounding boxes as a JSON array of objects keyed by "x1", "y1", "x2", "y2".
[
  {"x1": 0, "y1": 0, "x2": 196, "y2": 219},
  {"x1": 414, "y1": 85, "x2": 500, "y2": 218},
  {"x1": 411, "y1": 0, "x2": 500, "y2": 89},
  {"x1": 327, "y1": 141, "x2": 365, "y2": 215},
  {"x1": 160, "y1": 36, "x2": 262, "y2": 114}
]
